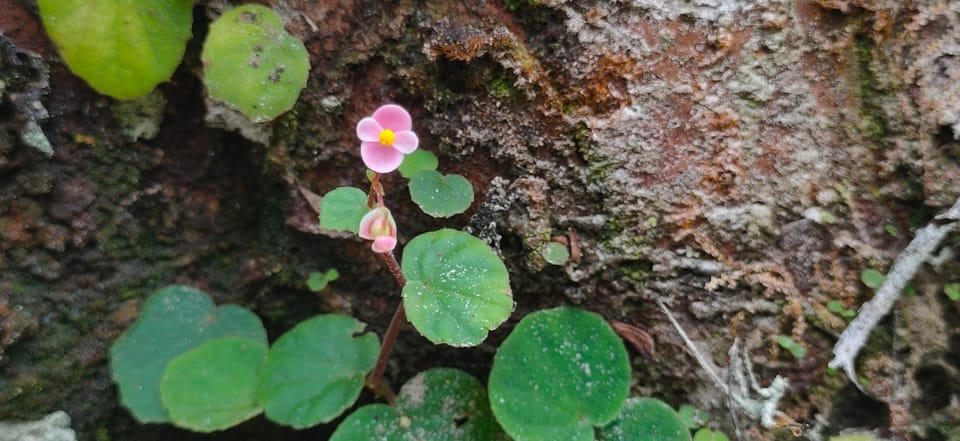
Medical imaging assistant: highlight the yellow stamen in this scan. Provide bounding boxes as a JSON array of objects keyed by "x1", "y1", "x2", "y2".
[{"x1": 378, "y1": 129, "x2": 396, "y2": 146}]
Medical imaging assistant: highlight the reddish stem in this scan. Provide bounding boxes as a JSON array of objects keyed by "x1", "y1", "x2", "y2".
[{"x1": 365, "y1": 251, "x2": 407, "y2": 403}]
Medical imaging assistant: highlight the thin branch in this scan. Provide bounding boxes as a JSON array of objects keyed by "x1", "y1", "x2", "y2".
[
  {"x1": 828, "y1": 196, "x2": 960, "y2": 386},
  {"x1": 365, "y1": 251, "x2": 408, "y2": 403}
]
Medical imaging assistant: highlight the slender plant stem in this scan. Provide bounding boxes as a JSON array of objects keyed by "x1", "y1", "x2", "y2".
[{"x1": 366, "y1": 251, "x2": 407, "y2": 403}]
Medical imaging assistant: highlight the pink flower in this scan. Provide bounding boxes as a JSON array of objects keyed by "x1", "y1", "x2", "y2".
[
  {"x1": 356, "y1": 104, "x2": 419, "y2": 173},
  {"x1": 358, "y1": 207, "x2": 398, "y2": 253}
]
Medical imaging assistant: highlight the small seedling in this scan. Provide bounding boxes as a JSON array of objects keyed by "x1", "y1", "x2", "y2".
[
  {"x1": 677, "y1": 404, "x2": 708, "y2": 430},
  {"x1": 306, "y1": 269, "x2": 339, "y2": 292},
  {"x1": 777, "y1": 335, "x2": 806, "y2": 360},
  {"x1": 826, "y1": 300, "x2": 857, "y2": 319},
  {"x1": 860, "y1": 268, "x2": 885, "y2": 290},
  {"x1": 944, "y1": 283, "x2": 960, "y2": 301},
  {"x1": 541, "y1": 241, "x2": 571, "y2": 265},
  {"x1": 694, "y1": 428, "x2": 731, "y2": 441}
]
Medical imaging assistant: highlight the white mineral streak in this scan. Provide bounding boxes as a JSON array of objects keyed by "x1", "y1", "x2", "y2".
[
  {"x1": 829, "y1": 196, "x2": 960, "y2": 386},
  {"x1": 0, "y1": 411, "x2": 76, "y2": 441}
]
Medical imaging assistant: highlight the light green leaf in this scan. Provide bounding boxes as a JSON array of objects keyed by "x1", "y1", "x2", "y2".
[
  {"x1": 677, "y1": 404, "x2": 707, "y2": 430},
  {"x1": 777, "y1": 335, "x2": 806, "y2": 359},
  {"x1": 408, "y1": 171, "x2": 474, "y2": 218},
  {"x1": 541, "y1": 242, "x2": 570, "y2": 265},
  {"x1": 319, "y1": 187, "x2": 369, "y2": 234},
  {"x1": 401, "y1": 229, "x2": 513, "y2": 346},
  {"x1": 860, "y1": 269, "x2": 885, "y2": 290},
  {"x1": 160, "y1": 338, "x2": 268, "y2": 432},
  {"x1": 693, "y1": 428, "x2": 730, "y2": 441},
  {"x1": 202, "y1": 4, "x2": 310, "y2": 122},
  {"x1": 307, "y1": 269, "x2": 339, "y2": 292},
  {"x1": 331, "y1": 369, "x2": 509, "y2": 441},
  {"x1": 38, "y1": 0, "x2": 193, "y2": 99},
  {"x1": 258, "y1": 314, "x2": 379, "y2": 428},
  {"x1": 488, "y1": 307, "x2": 631, "y2": 441},
  {"x1": 944, "y1": 283, "x2": 960, "y2": 301},
  {"x1": 109, "y1": 286, "x2": 267, "y2": 423},
  {"x1": 399, "y1": 150, "x2": 439, "y2": 179},
  {"x1": 600, "y1": 398, "x2": 691, "y2": 441}
]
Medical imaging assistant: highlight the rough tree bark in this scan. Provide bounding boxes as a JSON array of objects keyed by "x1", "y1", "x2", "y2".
[{"x1": 1, "y1": 0, "x2": 959, "y2": 440}]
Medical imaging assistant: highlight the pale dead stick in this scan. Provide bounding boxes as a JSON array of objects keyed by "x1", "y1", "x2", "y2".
[{"x1": 829, "y1": 196, "x2": 960, "y2": 387}]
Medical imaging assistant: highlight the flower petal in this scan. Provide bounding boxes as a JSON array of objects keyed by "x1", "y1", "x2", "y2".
[
  {"x1": 372, "y1": 104, "x2": 412, "y2": 131},
  {"x1": 358, "y1": 208, "x2": 378, "y2": 240},
  {"x1": 371, "y1": 236, "x2": 397, "y2": 253},
  {"x1": 356, "y1": 117, "x2": 382, "y2": 142},
  {"x1": 392, "y1": 130, "x2": 419, "y2": 154},
  {"x1": 361, "y1": 141, "x2": 405, "y2": 173}
]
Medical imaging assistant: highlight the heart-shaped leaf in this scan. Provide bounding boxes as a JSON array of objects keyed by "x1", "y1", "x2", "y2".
[
  {"x1": 110, "y1": 286, "x2": 267, "y2": 423},
  {"x1": 38, "y1": 0, "x2": 193, "y2": 99},
  {"x1": 202, "y1": 4, "x2": 310, "y2": 122},
  {"x1": 319, "y1": 187, "x2": 369, "y2": 234},
  {"x1": 401, "y1": 229, "x2": 513, "y2": 346},
  {"x1": 599, "y1": 398, "x2": 691, "y2": 441},
  {"x1": 258, "y1": 314, "x2": 380, "y2": 428},
  {"x1": 408, "y1": 171, "x2": 474, "y2": 218},
  {"x1": 488, "y1": 307, "x2": 630, "y2": 441},
  {"x1": 330, "y1": 368, "x2": 509, "y2": 441},
  {"x1": 398, "y1": 150, "x2": 439, "y2": 179},
  {"x1": 160, "y1": 338, "x2": 268, "y2": 432}
]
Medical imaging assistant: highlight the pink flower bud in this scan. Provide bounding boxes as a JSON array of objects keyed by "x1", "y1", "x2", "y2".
[{"x1": 358, "y1": 207, "x2": 397, "y2": 253}]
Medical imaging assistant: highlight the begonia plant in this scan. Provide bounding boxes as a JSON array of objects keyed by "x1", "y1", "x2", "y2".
[{"x1": 110, "y1": 103, "x2": 696, "y2": 439}]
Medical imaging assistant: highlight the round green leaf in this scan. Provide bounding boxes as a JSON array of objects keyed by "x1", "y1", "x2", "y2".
[
  {"x1": 258, "y1": 314, "x2": 380, "y2": 428},
  {"x1": 319, "y1": 187, "x2": 369, "y2": 234},
  {"x1": 109, "y1": 286, "x2": 267, "y2": 423},
  {"x1": 399, "y1": 150, "x2": 439, "y2": 179},
  {"x1": 408, "y1": 171, "x2": 474, "y2": 218},
  {"x1": 331, "y1": 368, "x2": 509, "y2": 441},
  {"x1": 599, "y1": 398, "x2": 691, "y2": 441},
  {"x1": 488, "y1": 307, "x2": 631, "y2": 441},
  {"x1": 38, "y1": 0, "x2": 193, "y2": 100},
  {"x1": 202, "y1": 4, "x2": 310, "y2": 122},
  {"x1": 541, "y1": 242, "x2": 570, "y2": 265},
  {"x1": 160, "y1": 338, "x2": 268, "y2": 432},
  {"x1": 401, "y1": 229, "x2": 513, "y2": 347},
  {"x1": 860, "y1": 268, "x2": 885, "y2": 289}
]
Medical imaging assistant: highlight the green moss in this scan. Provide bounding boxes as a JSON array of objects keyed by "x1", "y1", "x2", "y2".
[
  {"x1": 851, "y1": 31, "x2": 888, "y2": 144},
  {"x1": 490, "y1": 75, "x2": 520, "y2": 99}
]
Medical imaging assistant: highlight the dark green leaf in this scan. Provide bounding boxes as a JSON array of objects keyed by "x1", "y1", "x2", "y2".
[
  {"x1": 408, "y1": 171, "x2": 474, "y2": 218},
  {"x1": 599, "y1": 397, "x2": 691, "y2": 441},
  {"x1": 330, "y1": 368, "x2": 509, "y2": 441},
  {"x1": 488, "y1": 307, "x2": 631, "y2": 441},
  {"x1": 109, "y1": 286, "x2": 266, "y2": 423},
  {"x1": 399, "y1": 150, "x2": 439, "y2": 179},
  {"x1": 160, "y1": 338, "x2": 268, "y2": 432},
  {"x1": 401, "y1": 229, "x2": 513, "y2": 347},
  {"x1": 319, "y1": 187, "x2": 369, "y2": 234},
  {"x1": 258, "y1": 315, "x2": 379, "y2": 428}
]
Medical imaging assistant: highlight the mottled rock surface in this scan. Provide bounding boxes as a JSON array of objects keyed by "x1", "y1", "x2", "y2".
[{"x1": 1, "y1": 0, "x2": 959, "y2": 440}]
